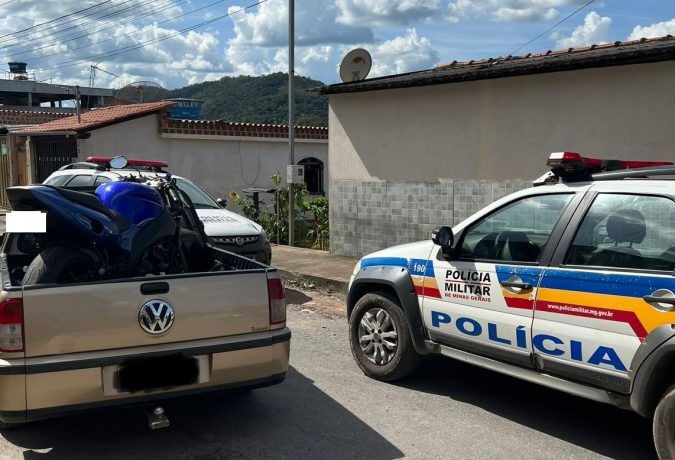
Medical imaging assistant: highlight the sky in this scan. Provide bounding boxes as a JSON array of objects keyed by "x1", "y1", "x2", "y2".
[{"x1": 0, "y1": 0, "x2": 673, "y2": 90}]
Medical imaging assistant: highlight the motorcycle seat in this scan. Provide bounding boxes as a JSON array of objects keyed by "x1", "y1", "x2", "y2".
[{"x1": 50, "y1": 186, "x2": 132, "y2": 232}]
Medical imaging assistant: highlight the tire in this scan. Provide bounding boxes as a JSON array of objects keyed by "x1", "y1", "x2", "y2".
[
  {"x1": 22, "y1": 246, "x2": 96, "y2": 285},
  {"x1": 348, "y1": 292, "x2": 420, "y2": 382},
  {"x1": 654, "y1": 383, "x2": 675, "y2": 459}
]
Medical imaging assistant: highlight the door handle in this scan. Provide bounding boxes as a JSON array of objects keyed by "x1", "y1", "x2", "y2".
[
  {"x1": 643, "y1": 296, "x2": 675, "y2": 305},
  {"x1": 501, "y1": 281, "x2": 533, "y2": 290},
  {"x1": 500, "y1": 277, "x2": 532, "y2": 294},
  {"x1": 643, "y1": 289, "x2": 675, "y2": 312},
  {"x1": 141, "y1": 282, "x2": 170, "y2": 295}
]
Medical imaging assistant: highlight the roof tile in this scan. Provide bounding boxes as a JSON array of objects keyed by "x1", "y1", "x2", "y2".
[{"x1": 19, "y1": 101, "x2": 175, "y2": 134}]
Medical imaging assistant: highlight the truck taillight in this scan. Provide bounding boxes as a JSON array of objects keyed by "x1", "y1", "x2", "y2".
[
  {"x1": 268, "y1": 277, "x2": 286, "y2": 329},
  {"x1": 0, "y1": 299, "x2": 23, "y2": 352}
]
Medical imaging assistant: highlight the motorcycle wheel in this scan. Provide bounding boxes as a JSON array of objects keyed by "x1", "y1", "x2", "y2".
[{"x1": 22, "y1": 246, "x2": 96, "y2": 286}]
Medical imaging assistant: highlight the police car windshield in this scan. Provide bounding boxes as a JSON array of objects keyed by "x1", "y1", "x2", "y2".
[{"x1": 175, "y1": 179, "x2": 220, "y2": 209}]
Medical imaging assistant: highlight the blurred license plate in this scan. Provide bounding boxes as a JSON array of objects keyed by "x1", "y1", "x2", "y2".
[{"x1": 117, "y1": 355, "x2": 199, "y2": 393}]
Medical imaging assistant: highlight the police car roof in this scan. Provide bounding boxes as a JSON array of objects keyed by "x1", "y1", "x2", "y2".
[{"x1": 47, "y1": 168, "x2": 187, "y2": 181}]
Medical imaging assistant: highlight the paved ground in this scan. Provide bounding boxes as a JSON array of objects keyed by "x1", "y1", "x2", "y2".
[
  {"x1": 271, "y1": 245, "x2": 358, "y2": 292},
  {"x1": 0, "y1": 288, "x2": 656, "y2": 460}
]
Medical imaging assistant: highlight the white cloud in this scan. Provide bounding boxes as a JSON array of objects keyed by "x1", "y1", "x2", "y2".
[
  {"x1": 228, "y1": 1, "x2": 372, "y2": 48},
  {"x1": 0, "y1": 1, "x2": 228, "y2": 89},
  {"x1": 446, "y1": 0, "x2": 486, "y2": 23},
  {"x1": 367, "y1": 28, "x2": 439, "y2": 77},
  {"x1": 628, "y1": 18, "x2": 675, "y2": 41},
  {"x1": 335, "y1": 0, "x2": 440, "y2": 26},
  {"x1": 445, "y1": 0, "x2": 588, "y2": 23},
  {"x1": 551, "y1": 11, "x2": 611, "y2": 49},
  {"x1": 224, "y1": 0, "x2": 372, "y2": 83},
  {"x1": 493, "y1": 7, "x2": 558, "y2": 22}
]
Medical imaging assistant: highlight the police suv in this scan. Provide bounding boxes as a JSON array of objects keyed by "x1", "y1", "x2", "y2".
[{"x1": 347, "y1": 153, "x2": 675, "y2": 459}]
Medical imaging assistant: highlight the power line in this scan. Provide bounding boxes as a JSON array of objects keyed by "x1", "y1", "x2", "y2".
[
  {"x1": 508, "y1": 0, "x2": 598, "y2": 56},
  {"x1": 0, "y1": 0, "x2": 115, "y2": 42},
  {"x1": 31, "y1": 0, "x2": 269, "y2": 73},
  {"x1": 0, "y1": 0, "x2": 157, "y2": 46},
  {"x1": 0, "y1": 0, "x2": 17, "y2": 6},
  {"x1": 5, "y1": 0, "x2": 183, "y2": 55},
  {"x1": 9, "y1": 0, "x2": 226, "y2": 62}
]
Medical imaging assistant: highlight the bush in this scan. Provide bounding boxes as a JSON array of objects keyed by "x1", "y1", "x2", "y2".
[{"x1": 230, "y1": 175, "x2": 329, "y2": 250}]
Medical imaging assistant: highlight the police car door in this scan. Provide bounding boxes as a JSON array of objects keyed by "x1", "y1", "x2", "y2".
[
  {"x1": 534, "y1": 187, "x2": 675, "y2": 393},
  {"x1": 424, "y1": 192, "x2": 578, "y2": 367}
]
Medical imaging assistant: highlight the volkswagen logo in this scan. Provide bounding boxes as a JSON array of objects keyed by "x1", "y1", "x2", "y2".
[
  {"x1": 235, "y1": 237, "x2": 244, "y2": 246},
  {"x1": 139, "y1": 300, "x2": 175, "y2": 335}
]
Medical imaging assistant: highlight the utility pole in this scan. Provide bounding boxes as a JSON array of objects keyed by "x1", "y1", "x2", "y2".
[
  {"x1": 75, "y1": 85, "x2": 81, "y2": 124},
  {"x1": 287, "y1": 0, "x2": 295, "y2": 246}
]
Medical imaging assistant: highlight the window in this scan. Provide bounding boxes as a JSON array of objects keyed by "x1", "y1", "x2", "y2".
[
  {"x1": 64, "y1": 175, "x2": 92, "y2": 187},
  {"x1": 44, "y1": 175, "x2": 71, "y2": 186},
  {"x1": 175, "y1": 179, "x2": 220, "y2": 209},
  {"x1": 460, "y1": 194, "x2": 573, "y2": 263},
  {"x1": 93, "y1": 176, "x2": 111, "y2": 186},
  {"x1": 565, "y1": 194, "x2": 675, "y2": 271},
  {"x1": 298, "y1": 157, "x2": 324, "y2": 194}
]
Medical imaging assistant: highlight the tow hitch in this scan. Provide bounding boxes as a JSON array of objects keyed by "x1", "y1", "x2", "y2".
[{"x1": 146, "y1": 406, "x2": 170, "y2": 429}]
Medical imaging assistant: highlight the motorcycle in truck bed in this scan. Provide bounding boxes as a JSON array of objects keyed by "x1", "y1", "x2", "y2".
[{"x1": 0, "y1": 156, "x2": 289, "y2": 428}]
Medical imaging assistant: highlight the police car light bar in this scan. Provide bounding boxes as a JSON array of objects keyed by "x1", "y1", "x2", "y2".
[
  {"x1": 85, "y1": 156, "x2": 169, "y2": 169},
  {"x1": 545, "y1": 152, "x2": 672, "y2": 182}
]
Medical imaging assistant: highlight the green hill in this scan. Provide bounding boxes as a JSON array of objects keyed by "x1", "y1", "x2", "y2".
[{"x1": 165, "y1": 73, "x2": 328, "y2": 127}]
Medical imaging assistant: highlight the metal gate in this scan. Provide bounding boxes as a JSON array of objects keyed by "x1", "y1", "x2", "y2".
[
  {"x1": 0, "y1": 137, "x2": 9, "y2": 207},
  {"x1": 34, "y1": 138, "x2": 77, "y2": 183}
]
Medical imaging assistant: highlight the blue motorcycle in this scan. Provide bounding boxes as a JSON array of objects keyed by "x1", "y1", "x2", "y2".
[{"x1": 7, "y1": 156, "x2": 211, "y2": 285}]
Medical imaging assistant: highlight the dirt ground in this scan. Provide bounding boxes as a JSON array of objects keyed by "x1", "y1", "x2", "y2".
[{"x1": 284, "y1": 278, "x2": 346, "y2": 318}]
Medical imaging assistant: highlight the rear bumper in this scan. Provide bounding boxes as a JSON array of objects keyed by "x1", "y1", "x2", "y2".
[
  {"x1": 0, "y1": 373, "x2": 287, "y2": 424},
  {"x1": 0, "y1": 327, "x2": 290, "y2": 423}
]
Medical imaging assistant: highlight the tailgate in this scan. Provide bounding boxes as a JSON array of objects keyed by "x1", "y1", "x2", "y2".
[{"x1": 21, "y1": 271, "x2": 271, "y2": 357}]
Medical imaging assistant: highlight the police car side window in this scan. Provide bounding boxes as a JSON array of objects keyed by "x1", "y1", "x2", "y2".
[
  {"x1": 460, "y1": 194, "x2": 573, "y2": 263},
  {"x1": 94, "y1": 176, "x2": 111, "y2": 186},
  {"x1": 65, "y1": 175, "x2": 92, "y2": 187},
  {"x1": 44, "y1": 175, "x2": 70, "y2": 186},
  {"x1": 565, "y1": 194, "x2": 675, "y2": 271}
]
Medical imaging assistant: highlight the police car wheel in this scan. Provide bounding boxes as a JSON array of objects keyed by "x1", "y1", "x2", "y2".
[
  {"x1": 349, "y1": 293, "x2": 420, "y2": 382},
  {"x1": 654, "y1": 383, "x2": 675, "y2": 459}
]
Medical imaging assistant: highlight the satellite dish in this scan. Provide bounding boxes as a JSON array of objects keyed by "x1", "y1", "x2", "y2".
[
  {"x1": 339, "y1": 48, "x2": 372, "y2": 83},
  {"x1": 117, "y1": 81, "x2": 166, "y2": 103}
]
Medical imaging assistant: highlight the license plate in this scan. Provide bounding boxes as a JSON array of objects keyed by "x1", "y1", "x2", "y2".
[{"x1": 117, "y1": 355, "x2": 199, "y2": 393}]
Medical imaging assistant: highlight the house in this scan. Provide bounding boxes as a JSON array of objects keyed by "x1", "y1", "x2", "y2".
[
  {"x1": 320, "y1": 35, "x2": 675, "y2": 257},
  {"x1": 13, "y1": 102, "x2": 328, "y2": 206}
]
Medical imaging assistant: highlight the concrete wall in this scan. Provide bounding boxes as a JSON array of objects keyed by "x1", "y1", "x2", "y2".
[
  {"x1": 78, "y1": 115, "x2": 328, "y2": 207},
  {"x1": 329, "y1": 61, "x2": 675, "y2": 256}
]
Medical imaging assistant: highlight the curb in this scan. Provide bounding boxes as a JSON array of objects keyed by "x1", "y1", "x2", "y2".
[{"x1": 277, "y1": 269, "x2": 349, "y2": 295}]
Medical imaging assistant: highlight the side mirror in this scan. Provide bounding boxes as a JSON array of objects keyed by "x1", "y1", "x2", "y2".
[
  {"x1": 216, "y1": 198, "x2": 227, "y2": 208},
  {"x1": 432, "y1": 226, "x2": 454, "y2": 259},
  {"x1": 109, "y1": 155, "x2": 128, "y2": 169}
]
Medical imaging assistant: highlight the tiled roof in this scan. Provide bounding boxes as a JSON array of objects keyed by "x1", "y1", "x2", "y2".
[
  {"x1": 434, "y1": 35, "x2": 674, "y2": 70},
  {"x1": 321, "y1": 35, "x2": 675, "y2": 94},
  {"x1": 0, "y1": 109, "x2": 71, "y2": 126},
  {"x1": 18, "y1": 101, "x2": 175, "y2": 134},
  {"x1": 162, "y1": 118, "x2": 328, "y2": 140}
]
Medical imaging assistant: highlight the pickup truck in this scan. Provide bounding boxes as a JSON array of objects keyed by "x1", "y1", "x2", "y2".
[{"x1": 0, "y1": 176, "x2": 290, "y2": 427}]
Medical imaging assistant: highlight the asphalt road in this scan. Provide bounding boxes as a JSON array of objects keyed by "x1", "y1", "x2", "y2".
[{"x1": 0, "y1": 301, "x2": 657, "y2": 459}]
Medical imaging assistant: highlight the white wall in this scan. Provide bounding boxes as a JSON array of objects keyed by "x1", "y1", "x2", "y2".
[
  {"x1": 78, "y1": 115, "x2": 328, "y2": 207},
  {"x1": 329, "y1": 61, "x2": 675, "y2": 182}
]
